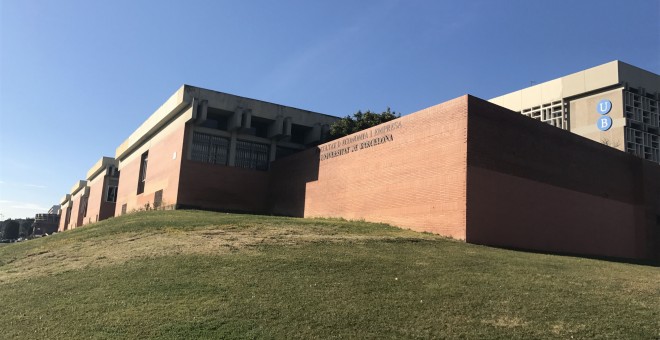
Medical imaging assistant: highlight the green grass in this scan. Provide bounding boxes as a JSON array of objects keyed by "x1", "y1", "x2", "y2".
[{"x1": 0, "y1": 210, "x2": 658, "y2": 339}]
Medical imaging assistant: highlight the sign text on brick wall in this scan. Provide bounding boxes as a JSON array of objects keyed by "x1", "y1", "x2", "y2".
[{"x1": 319, "y1": 121, "x2": 402, "y2": 161}]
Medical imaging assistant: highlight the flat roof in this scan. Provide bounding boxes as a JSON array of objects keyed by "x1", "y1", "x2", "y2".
[
  {"x1": 489, "y1": 60, "x2": 660, "y2": 111},
  {"x1": 60, "y1": 194, "x2": 71, "y2": 205},
  {"x1": 70, "y1": 180, "x2": 87, "y2": 197},
  {"x1": 115, "y1": 85, "x2": 339, "y2": 161},
  {"x1": 86, "y1": 157, "x2": 118, "y2": 181}
]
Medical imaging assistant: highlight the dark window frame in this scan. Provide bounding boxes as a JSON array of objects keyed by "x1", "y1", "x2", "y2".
[
  {"x1": 191, "y1": 132, "x2": 230, "y2": 165},
  {"x1": 80, "y1": 196, "x2": 89, "y2": 218},
  {"x1": 235, "y1": 140, "x2": 270, "y2": 171},
  {"x1": 106, "y1": 185, "x2": 118, "y2": 203},
  {"x1": 137, "y1": 151, "x2": 148, "y2": 194}
]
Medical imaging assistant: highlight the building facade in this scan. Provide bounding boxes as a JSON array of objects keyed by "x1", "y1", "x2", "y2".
[
  {"x1": 58, "y1": 194, "x2": 70, "y2": 231},
  {"x1": 64, "y1": 180, "x2": 88, "y2": 231},
  {"x1": 489, "y1": 60, "x2": 660, "y2": 164},
  {"x1": 269, "y1": 95, "x2": 660, "y2": 261},
  {"x1": 32, "y1": 213, "x2": 59, "y2": 236},
  {"x1": 113, "y1": 85, "x2": 339, "y2": 215},
  {"x1": 52, "y1": 64, "x2": 660, "y2": 261},
  {"x1": 83, "y1": 157, "x2": 119, "y2": 225},
  {"x1": 57, "y1": 158, "x2": 119, "y2": 231}
]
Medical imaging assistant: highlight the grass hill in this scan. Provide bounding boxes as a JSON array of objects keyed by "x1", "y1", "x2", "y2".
[{"x1": 0, "y1": 210, "x2": 658, "y2": 339}]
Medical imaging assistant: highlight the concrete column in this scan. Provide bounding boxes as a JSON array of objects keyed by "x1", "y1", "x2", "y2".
[
  {"x1": 192, "y1": 98, "x2": 198, "y2": 119},
  {"x1": 229, "y1": 107, "x2": 243, "y2": 130},
  {"x1": 199, "y1": 100, "x2": 208, "y2": 123},
  {"x1": 321, "y1": 124, "x2": 331, "y2": 141},
  {"x1": 283, "y1": 117, "x2": 292, "y2": 137},
  {"x1": 305, "y1": 123, "x2": 322, "y2": 145},
  {"x1": 268, "y1": 116, "x2": 284, "y2": 138},
  {"x1": 193, "y1": 98, "x2": 208, "y2": 124},
  {"x1": 242, "y1": 109, "x2": 252, "y2": 129},
  {"x1": 228, "y1": 131, "x2": 238, "y2": 166},
  {"x1": 269, "y1": 139, "x2": 277, "y2": 162}
]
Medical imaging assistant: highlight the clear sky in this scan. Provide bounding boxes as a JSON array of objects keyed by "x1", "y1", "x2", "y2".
[{"x1": 0, "y1": 0, "x2": 659, "y2": 219}]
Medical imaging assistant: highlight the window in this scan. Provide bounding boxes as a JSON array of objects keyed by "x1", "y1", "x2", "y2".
[
  {"x1": 235, "y1": 140, "x2": 269, "y2": 171},
  {"x1": 191, "y1": 132, "x2": 229, "y2": 165},
  {"x1": 290, "y1": 124, "x2": 309, "y2": 144},
  {"x1": 204, "y1": 108, "x2": 231, "y2": 131},
  {"x1": 80, "y1": 196, "x2": 88, "y2": 218},
  {"x1": 137, "y1": 151, "x2": 148, "y2": 194},
  {"x1": 106, "y1": 185, "x2": 118, "y2": 203},
  {"x1": 106, "y1": 165, "x2": 119, "y2": 177},
  {"x1": 64, "y1": 206, "x2": 72, "y2": 230},
  {"x1": 251, "y1": 118, "x2": 270, "y2": 138}
]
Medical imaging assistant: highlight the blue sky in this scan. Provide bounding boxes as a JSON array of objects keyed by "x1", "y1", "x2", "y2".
[{"x1": 1, "y1": 0, "x2": 659, "y2": 219}]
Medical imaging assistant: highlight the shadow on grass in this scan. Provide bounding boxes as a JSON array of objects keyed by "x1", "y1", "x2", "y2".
[{"x1": 489, "y1": 245, "x2": 659, "y2": 268}]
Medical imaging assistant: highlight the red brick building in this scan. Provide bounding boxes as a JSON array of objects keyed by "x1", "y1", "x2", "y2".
[
  {"x1": 57, "y1": 194, "x2": 71, "y2": 232},
  {"x1": 270, "y1": 95, "x2": 660, "y2": 261},
  {"x1": 113, "y1": 85, "x2": 338, "y2": 215},
  {"x1": 57, "y1": 158, "x2": 119, "y2": 231},
  {"x1": 63, "y1": 181, "x2": 87, "y2": 231},
  {"x1": 82, "y1": 157, "x2": 119, "y2": 225},
  {"x1": 55, "y1": 82, "x2": 660, "y2": 261}
]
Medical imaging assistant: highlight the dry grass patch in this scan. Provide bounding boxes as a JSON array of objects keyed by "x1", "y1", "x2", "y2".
[
  {"x1": 482, "y1": 315, "x2": 527, "y2": 328},
  {"x1": 0, "y1": 212, "x2": 439, "y2": 284}
]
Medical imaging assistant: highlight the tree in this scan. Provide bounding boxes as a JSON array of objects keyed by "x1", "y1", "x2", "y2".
[
  {"x1": 329, "y1": 108, "x2": 399, "y2": 140},
  {"x1": 19, "y1": 219, "x2": 35, "y2": 238},
  {"x1": 2, "y1": 220, "x2": 20, "y2": 240}
]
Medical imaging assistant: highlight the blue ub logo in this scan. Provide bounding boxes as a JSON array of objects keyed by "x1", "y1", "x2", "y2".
[
  {"x1": 597, "y1": 116, "x2": 612, "y2": 131},
  {"x1": 597, "y1": 99, "x2": 612, "y2": 115}
]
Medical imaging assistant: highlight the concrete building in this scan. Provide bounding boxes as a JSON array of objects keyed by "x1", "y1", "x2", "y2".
[
  {"x1": 32, "y1": 205, "x2": 60, "y2": 236},
  {"x1": 47, "y1": 205, "x2": 60, "y2": 215},
  {"x1": 114, "y1": 85, "x2": 339, "y2": 215},
  {"x1": 32, "y1": 213, "x2": 59, "y2": 236},
  {"x1": 489, "y1": 60, "x2": 660, "y2": 164}
]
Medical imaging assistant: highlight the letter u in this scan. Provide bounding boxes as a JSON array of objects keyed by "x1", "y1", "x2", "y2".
[{"x1": 599, "y1": 102, "x2": 609, "y2": 112}]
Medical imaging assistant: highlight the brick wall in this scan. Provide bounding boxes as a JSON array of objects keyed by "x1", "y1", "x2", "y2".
[
  {"x1": 270, "y1": 96, "x2": 470, "y2": 238},
  {"x1": 84, "y1": 174, "x2": 116, "y2": 225},
  {"x1": 641, "y1": 162, "x2": 660, "y2": 260},
  {"x1": 58, "y1": 201, "x2": 70, "y2": 232},
  {"x1": 268, "y1": 148, "x2": 320, "y2": 217},
  {"x1": 466, "y1": 95, "x2": 660, "y2": 260},
  {"x1": 270, "y1": 94, "x2": 659, "y2": 260},
  {"x1": 177, "y1": 157, "x2": 270, "y2": 214},
  {"x1": 68, "y1": 191, "x2": 85, "y2": 229},
  {"x1": 106, "y1": 93, "x2": 659, "y2": 261},
  {"x1": 115, "y1": 119, "x2": 186, "y2": 215}
]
